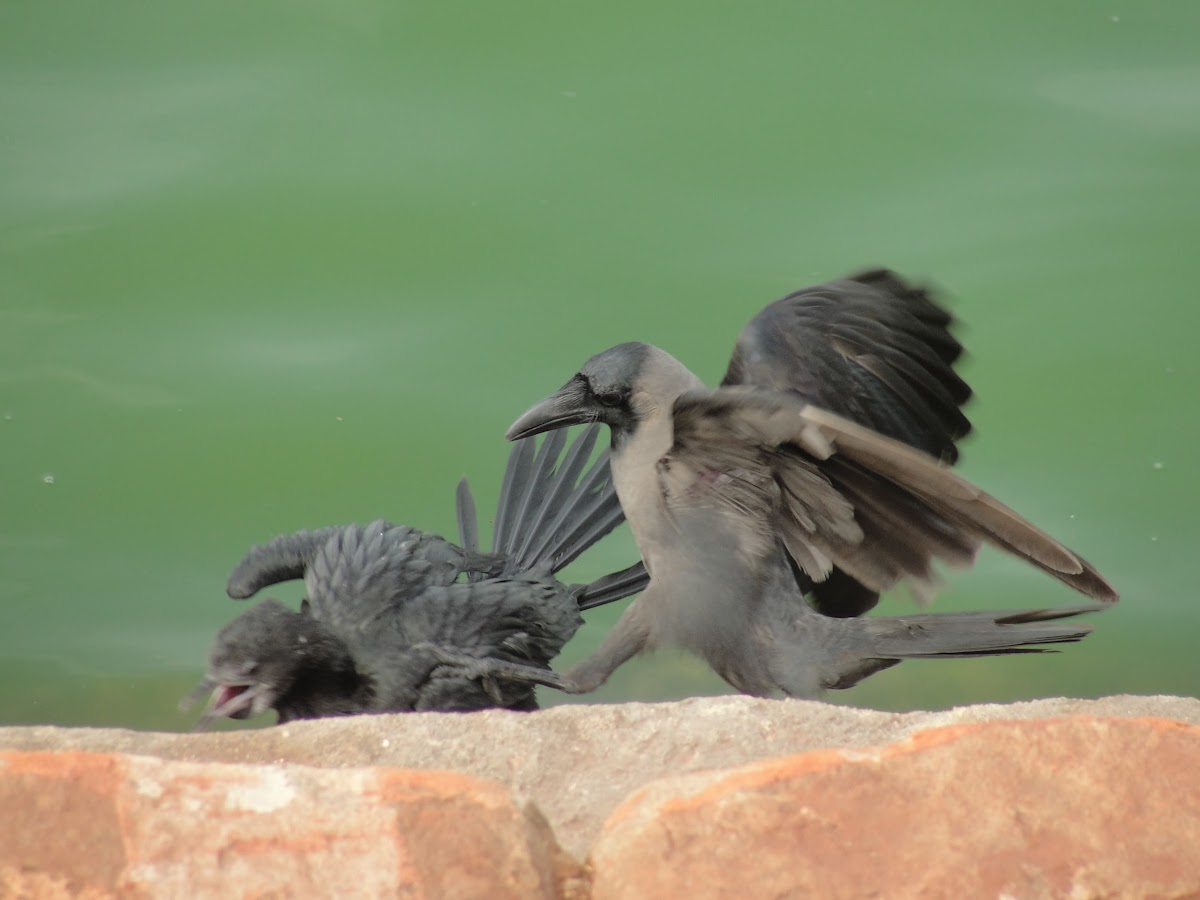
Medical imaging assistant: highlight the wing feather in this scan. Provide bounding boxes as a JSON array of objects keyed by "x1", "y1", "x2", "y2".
[
  {"x1": 722, "y1": 268, "x2": 970, "y2": 462},
  {"x1": 667, "y1": 388, "x2": 1118, "y2": 604},
  {"x1": 720, "y1": 268, "x2": 975, "y2": 615}
]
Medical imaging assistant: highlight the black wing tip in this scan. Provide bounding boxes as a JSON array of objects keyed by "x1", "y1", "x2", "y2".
[
  {"x1": 226, "y1": 557, "x2": 268, "y2": 599},
  {"x1": 223, "y1": 529, "x2": 332, "y2": 602},
  {"x1": 845, "y1": 267, "x2": 957, "y2": 327},
  {"x1": 455, "y1": 477, "x2": 481, "y2": 554},
  {"x1": 993, "y1": 601, "x2": 1113, "y2": 627},
  {"x1": 1071, "y1": 567, "x2": 1120, "y2": 605},
  {"x1": 226, "y1": 580, "x2": 256, "y2": 600},
  {"x1": 575, "y1": 561, "x2": 650, "y2": 610}
]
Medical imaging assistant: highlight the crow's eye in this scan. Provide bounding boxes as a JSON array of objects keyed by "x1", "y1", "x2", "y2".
[{"x1": 594, "y1": 389, "x2": 626, "y2": 408}]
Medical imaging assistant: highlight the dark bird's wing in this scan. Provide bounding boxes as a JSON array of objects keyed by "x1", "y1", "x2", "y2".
[
  {"x1": 664, "y1": 388, "x2": 1119, "y2": 604},
  {"x1": 362, "y1": 577, "x2": 585, "y2": 710},
  {"x1": 226, "y1": 526, "x2": 345, "y2": 599},
  {"x1": 720, "y1": 269, "x2": 973, "y2": 615},
  {"x1": 227, "y1": 518, "x2": 495, "y2": 630},
  {"x1": 722, "y1": 268, "x2": 971, "y2": 462},
  {"x1": 301, "y1": 521, "x2": 491, "y2": 636},
  {"x1": 398, "y1": 579, "x2": 583, "y2": 666}
]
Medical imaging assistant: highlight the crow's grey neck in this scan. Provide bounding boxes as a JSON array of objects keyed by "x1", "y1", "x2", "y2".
[
  {"x1": 608, "y1": 351, "x2": 705, "y2": 566},
  {"x1": 610, "y1": 410, "x2": 674, "y2": 566}
]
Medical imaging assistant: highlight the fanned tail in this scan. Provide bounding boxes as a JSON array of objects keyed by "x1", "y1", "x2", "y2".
[
  {"x1": 450, "y1": 426, "x2": 645, "y2": 606},
  {"x1": 492, "y1": 425, "x2": 630, "y2": 577}
]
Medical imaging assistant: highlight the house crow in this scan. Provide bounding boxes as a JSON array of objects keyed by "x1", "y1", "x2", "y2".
[{"x1": 502, "y1": 269, "x2": 1119, "y2": 698}]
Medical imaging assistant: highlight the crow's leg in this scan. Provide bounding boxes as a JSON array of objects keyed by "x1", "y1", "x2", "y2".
[{"x1": 559, "y1": 598, "x2": 651, "y2": 693}]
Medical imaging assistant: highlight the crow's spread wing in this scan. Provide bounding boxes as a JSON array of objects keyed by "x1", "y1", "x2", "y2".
[{"x1": 662, "y1": 388, "x2": 1118, "y2": 605}]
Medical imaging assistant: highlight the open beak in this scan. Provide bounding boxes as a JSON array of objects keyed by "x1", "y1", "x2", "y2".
[
  {"x1": 183, "y1": 677, "x2": 265, "y2": 731},
  {"x1": 506, "y1": 378, "x2": 594, "y2": 441}
]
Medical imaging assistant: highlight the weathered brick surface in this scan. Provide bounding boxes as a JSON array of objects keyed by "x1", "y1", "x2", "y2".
[
  {"x1": 4, "y1": 694, "x2": 1196, "y2": 860},
  {"x1": 589, "y1": 716, "x2": 1200, "y2": 900},
  {"x1": 3, "y1": 698, "x2": 1200, "y2": 898},
  {"x1": 0, "y1": 752, "x2": 579, "y2": 899}
]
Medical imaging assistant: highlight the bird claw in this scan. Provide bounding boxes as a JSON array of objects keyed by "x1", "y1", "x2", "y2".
[{"x1": 481, "y1": 675, "x2": 505, "y2": 704}]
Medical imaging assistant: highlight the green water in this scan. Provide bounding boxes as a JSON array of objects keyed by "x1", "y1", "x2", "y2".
[{"x1": 3, "y1": 1, "x2": 1197, "y2": 730}]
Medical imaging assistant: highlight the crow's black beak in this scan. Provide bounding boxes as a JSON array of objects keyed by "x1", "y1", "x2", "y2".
[{"x1": 506, "y1": 378, "x2": 595, "y2": 441}]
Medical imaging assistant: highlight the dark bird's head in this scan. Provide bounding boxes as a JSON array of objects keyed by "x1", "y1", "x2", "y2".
[
  {"x1": 506, "y1": 342, "x2": 703, "y2": 448},
  {"x1": 184, "y1": 599, "x2": 369, "y2": 728}
]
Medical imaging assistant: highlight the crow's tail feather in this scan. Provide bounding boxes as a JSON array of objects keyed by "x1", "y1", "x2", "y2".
[
  {"x1": 822, "y1": 603, "x2": 1107, "y2": 690},
  {"x1": 865, "y1": 603, "x2": 1103, "y2": 658}
]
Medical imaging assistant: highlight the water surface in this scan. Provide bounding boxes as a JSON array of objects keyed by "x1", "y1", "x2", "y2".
[{"x1": 3, "y1": 1, "x2": 1197, "y2": 729}]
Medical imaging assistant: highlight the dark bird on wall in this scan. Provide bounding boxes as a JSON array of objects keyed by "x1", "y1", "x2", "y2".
[
  {"x1": 184, "y1": 425, "x2": 647, "y2": 726},
  {"x1": 499, "y1": 269, "x2": 1119, "y2": 699}
]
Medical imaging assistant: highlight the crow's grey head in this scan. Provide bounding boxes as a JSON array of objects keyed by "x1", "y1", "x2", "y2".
[{"x1": 506, "y1": 342, "x2": 702, "y2": 447}]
